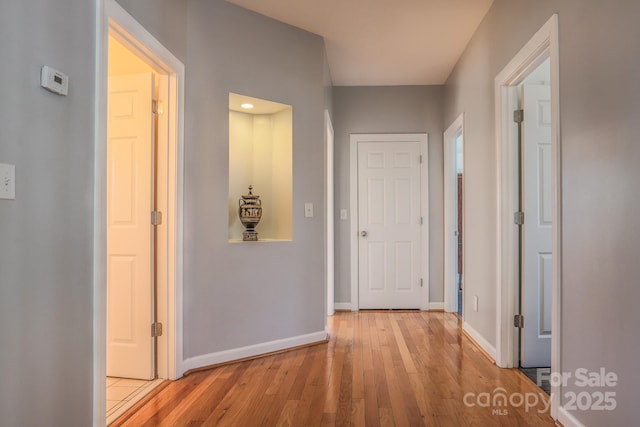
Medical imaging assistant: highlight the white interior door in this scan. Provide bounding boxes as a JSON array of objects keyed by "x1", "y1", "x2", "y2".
[
  {"x1": 521, "y1": 83, "x2": 552, "y2": 367},
  {"x1": 357, "y1": 141, "x2": 422, "y2": 309},
  {"x1": 107, "y1": 73, "x2": 155, "y2": 379}
]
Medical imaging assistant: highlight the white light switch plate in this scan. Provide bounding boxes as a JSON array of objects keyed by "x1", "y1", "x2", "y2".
[
  {"x1": 340, "y1": 209, "x2": 348, "y2": 220},
  {"x1": 304, "y1": 202, "x2": 313, "y2": 218},
  {"x1": 0, "y1": 163, "x2": 15, "y2": 200}
]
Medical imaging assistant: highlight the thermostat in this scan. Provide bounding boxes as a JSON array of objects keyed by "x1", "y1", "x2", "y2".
[{"x1": 41, "y1": 66, "x2": 68, "y2": 96}]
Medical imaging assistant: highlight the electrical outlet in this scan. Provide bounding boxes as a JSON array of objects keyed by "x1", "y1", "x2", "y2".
[{"x1": 0, "y1": 163, "x2": 15, "y2": 200}]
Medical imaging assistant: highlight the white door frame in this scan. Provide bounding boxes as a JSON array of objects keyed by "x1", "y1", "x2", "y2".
[
  {"x1": 494, "y1": 14, "x2": 561, "y2": 418},
  {"x1": 94, "y1": 0, "x2": 185, "y2": 425},
  {"x1": 443, "y1": 114, "x2": 464, "y2": 314},
  {"x1": 349, "y1": 133, "x2": 429, "y2": 311},
  {"x1": 325, "y1": 110, "x2": 335, "y2": 318}
]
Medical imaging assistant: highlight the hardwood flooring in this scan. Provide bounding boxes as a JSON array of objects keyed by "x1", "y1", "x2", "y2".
[{"x1": 111, "y1": 311, "x2": 554, "y2": 426}]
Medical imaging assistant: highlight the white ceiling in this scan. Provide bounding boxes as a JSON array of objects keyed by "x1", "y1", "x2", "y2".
[{"x1": 225, "y1": 0, "x2": 494, "y2": 86}]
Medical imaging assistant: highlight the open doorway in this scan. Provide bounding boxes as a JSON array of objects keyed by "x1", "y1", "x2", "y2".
[
  {"x1": 516, "y1": 58, "x2": 552, "y2": 394},
  {"x1": 494, "y1": 14, "x2": 561, "y2": 418},
  {"x1": 444, "y1": 114, "x2": 464, "y2": 316},
  {"x1": 94, "y1": 1, "x2": 185, "y2": 425},
  {"x1": 105, "y1": 33, "x2": 164, "y2": 422}
]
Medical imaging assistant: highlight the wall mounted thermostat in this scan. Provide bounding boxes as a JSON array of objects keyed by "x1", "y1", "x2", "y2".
[{"x1": 41, "y1": 66, "x2": 69, "y2": 96}]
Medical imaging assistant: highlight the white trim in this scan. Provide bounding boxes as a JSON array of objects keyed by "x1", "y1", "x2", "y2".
[
  {"x1": 349, "y1": 138, "x2": 359, "y2": 310},
  {"x1": 420, "y1": 137, "x2": 430, "y2": 312},
  {"x1": 463, "y1": 321, "x2": 497, "y2": 361},
  {"x1": 94, "y1": 1, "x2": 185, "y2": 425},
  {"x1": 494, "y1": 14, "x2": 561, "y2": 420},
  {"x1": 443, "y1": 114, "x2": 464, "y2": 315},
  {"x1": 182, "y1": 331, "x2": 328, "y2": 372},
  {"x1": 428, "y1": 302, "x2": 444, "y2": 311},
  {"x1": 93, "y1": 1, "x2": 108, "y2": 424},
  {"x1": 349, "y1": 133, "x2": 429, "y2": 311},
  {"x1": 334, "y1": 303, "x2": 352, "y2": 311},
  {"x1": 557, "y1": 407, "x2": 585, "y2": 427},
  {"x1": 325, "y1": 110, "x2": 335, "y2": 317}
]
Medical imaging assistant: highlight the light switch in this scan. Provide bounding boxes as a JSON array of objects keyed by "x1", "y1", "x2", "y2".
[
  {"x1": 0, "y1": 163, "x2": 15, "y2": 200},
  {"x1": 304, "y1": 202, "x2": 313, "y2": 218},
  {"x1": 340, "y1": 209, "x2": 348, "y2": 220}
]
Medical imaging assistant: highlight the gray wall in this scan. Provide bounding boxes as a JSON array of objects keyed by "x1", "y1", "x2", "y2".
[
  {"x1": 332, "y1": 86, "x2": 444, "y2": 305},
  {"x1": 184, "y1": 0, "x2": 327, "y2": 357},
  {"x1": 117, "y1": 0, "x2": 327, "y2": 362},
  {"x1": 0, "y1": 1, "x2": 95, "y2": 426},
  {"x1": 444, "y1": 0, "x2": 640, "y2": 424},
  {"x1": 115, "y1": 0, "x2": 187, "y2": 62},
  {"x1": 323, "y1": 47, "x2": 333, "y2": 120}
]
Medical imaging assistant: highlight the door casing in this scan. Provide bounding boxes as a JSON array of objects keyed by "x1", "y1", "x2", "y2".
[
  {"x1": 325, "y1": 110, "x2": 335, "y2": 319},
  {"x1": 494, "y1": 14, "x2": 561, "y2": 419},
  {"x1": 94, "y1": 0, "x2": 185, "y2": 425},
  {"x1": 349, "y1": 133, "x2": 429, "y2": 311}
]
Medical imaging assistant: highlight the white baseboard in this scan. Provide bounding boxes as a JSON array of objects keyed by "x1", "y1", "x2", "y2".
[
  {"x1": 558, "y1": 406, "x2": 585, "y2": 427},
  {"x1": 428, "y1": 302, "x2": 444, "y2": 310},
  {"x1": 181, "y1": 331, "x2": 327, "y2": 373},
  {"x1": 462, "y1": 321, "x2": 497, "y2": 361},
  {"x1": 334, "y1": 302, "x2": 352, "y2": 311}
]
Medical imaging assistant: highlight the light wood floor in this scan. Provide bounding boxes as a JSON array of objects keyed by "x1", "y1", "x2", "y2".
[{"x1": 111, "y1": 311, "x2": 555, "y2": 426}]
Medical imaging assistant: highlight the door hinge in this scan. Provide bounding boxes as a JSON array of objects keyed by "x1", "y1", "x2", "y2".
[
  {"x1": 420, "y1": 216, "x2": 423, "y2": 225},
  {"x1": 419, "y1": 154, "x2": 423, "y2": 164},
  {"x1": 151, "y1": 211, "x2": 163, "y2": 226},
  {"x1": 514, "y1": 211, "x2": 524, "y2": 225},
  {"x1": 513, "y1": 109, "x2": 524, "y2": 123},
  {"x1": 151, "y1": 322, "x2": 163, "y2": 337},
  {"x1": 152, "y1": 100, "x2": 159, "y2": 115},
  {"x1": 514, "y1": 314, "x2": 524, "y2": 329},
  {"x1": 420, "y1": 278, "x2": 424, "y2": 288}
]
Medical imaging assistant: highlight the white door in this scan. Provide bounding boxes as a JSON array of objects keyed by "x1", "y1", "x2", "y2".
[
  {"x1": 107, "y1": 73, "x2": 155, "y2": 379},
  {"x1": 358, "y1": 141, "x2": 423, "y2": 309},
  {"x1": 521, "y1": 83, "x2": 552, "y2": 367}
]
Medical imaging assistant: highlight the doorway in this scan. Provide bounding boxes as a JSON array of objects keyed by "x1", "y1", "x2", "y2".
[
  {"x1": 515, "y1": 58, "x2": 553, "y2": 395},
  {"x1": 106, "y1": 34, "x2": 161, "y2": 422},
  {"x1": 494, "y1": 14, "x2": 561, "y2": 419},
  {"x1": 349, "y1": 134, "x2": 429, "y2": 310},
  {"x1": 517, "y1": 58, "x2": 552, "y2": 370},
  {"x1": 95, "y1": 1, "x2": 185, "y2": 425},
  {"x1": 444, "y1": 114, "x2": 464, "y2": 316}
]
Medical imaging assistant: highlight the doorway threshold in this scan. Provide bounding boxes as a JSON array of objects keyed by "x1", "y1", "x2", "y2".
[
  {"x1": 518, "y1": 367, "x2": 551, "y2": 395},
  {"x1": 107, "y1": 378, "x2": 164, "y2": 425}
]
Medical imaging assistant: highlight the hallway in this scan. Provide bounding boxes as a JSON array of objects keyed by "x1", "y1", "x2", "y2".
[{"x1": 111, "y1": 311, "x2": 553, "y2": 426}]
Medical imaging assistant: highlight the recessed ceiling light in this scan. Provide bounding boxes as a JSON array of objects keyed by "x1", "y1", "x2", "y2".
[{"x1": 241, "y1": 103, "x2": 254, "y2": 109}]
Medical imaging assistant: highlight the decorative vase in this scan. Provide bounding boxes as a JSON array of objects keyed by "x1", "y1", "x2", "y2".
[{"x1": 238, "y1": 185, "x2": 262, "y2": 241}]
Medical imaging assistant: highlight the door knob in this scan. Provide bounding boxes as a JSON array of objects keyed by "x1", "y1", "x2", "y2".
[{"x1": 361, "y1": 230, "x2": 368, "y2": 237}]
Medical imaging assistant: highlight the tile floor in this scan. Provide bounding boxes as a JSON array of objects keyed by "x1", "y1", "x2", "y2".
[
  {"x1": 107, "y1": 377, "x2": 162, "y2": 425},
  {"x1": 520, "y1": 367, "x2": 552, "y2": 395}
]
